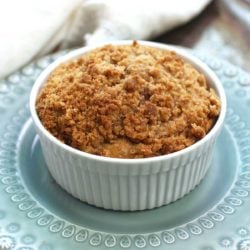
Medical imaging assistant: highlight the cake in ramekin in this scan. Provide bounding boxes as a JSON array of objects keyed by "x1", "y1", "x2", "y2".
[{"x1": 30, "y1": 41, "x2": 226, "y2": 211}]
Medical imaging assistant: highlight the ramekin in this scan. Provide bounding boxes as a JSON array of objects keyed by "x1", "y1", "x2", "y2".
[{"x1": 30, "y1": 41, "x2": 226, "y2": 211}]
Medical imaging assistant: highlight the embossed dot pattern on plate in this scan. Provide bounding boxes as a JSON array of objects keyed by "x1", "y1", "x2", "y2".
[{"x1": 0, "y1": 50, "x2": 249, "y2": 249}]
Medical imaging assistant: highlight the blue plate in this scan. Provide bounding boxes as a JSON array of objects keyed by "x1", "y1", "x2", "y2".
[{"x1": 0, "y1": 50, "x2": 250, "y2": 250}]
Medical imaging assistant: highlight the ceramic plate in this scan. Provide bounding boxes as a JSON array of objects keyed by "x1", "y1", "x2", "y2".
[{"x1": 0, "y1": 50, "x2": 250, "y2": 250}]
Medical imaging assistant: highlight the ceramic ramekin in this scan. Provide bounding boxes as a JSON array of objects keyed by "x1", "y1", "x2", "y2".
[{"x1": 30, "y1": 41, "x2": 227, "y2": 211}]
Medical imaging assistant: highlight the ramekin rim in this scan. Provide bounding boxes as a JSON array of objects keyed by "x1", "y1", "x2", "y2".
[{"x1": 29, "y1": 40, "x2": 227, "y2": 165}]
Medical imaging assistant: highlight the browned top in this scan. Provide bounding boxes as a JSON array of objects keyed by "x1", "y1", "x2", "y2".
[{"x1": 36, "y1": 42, "x2": 221, "y2": 158}]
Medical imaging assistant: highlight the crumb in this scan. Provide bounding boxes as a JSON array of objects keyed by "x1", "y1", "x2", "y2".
[{"x1": 36, "y1": 42, "x2": 221, "y2": 158}]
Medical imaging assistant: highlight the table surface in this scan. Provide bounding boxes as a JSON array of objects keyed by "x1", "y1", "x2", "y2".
[{"x1": 155, "y1": 0, "x2": 250, "y2": 73}]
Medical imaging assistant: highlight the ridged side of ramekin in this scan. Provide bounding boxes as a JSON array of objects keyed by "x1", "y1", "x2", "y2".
[
  {"x1": 30, "y1": 41, "x2": 226, "y2": 211},
  {"x1": 37, "y1": 128, "x2": 217, "y2": 211}
]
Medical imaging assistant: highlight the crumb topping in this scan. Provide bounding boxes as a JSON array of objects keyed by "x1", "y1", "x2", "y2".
[{"x1": 36, "y1": 42, "x2": 221, "y2": 158}]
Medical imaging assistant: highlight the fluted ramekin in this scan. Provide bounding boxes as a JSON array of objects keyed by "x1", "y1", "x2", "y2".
[{"x1": 30, "y1": 41, "x2": 226, "y2": 211}]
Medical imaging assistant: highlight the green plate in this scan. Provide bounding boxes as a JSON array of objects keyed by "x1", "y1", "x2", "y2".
[{"x1": 0, "y1": 49, "x2": 250, "y2": 250}]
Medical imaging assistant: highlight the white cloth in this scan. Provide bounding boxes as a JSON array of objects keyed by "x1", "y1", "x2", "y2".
[{"x1": 0, "y1": 0, "x2": 211, "y2": 79}]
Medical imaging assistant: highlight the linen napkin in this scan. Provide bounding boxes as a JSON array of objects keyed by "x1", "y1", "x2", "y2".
[{"x1": 0, "y1": 0, "x2": 211, "y2": 79}]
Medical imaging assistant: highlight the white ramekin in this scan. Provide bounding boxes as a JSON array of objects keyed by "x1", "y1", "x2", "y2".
[{"x1": 30, "y1": 41, "x2": 226, "y2": 211}]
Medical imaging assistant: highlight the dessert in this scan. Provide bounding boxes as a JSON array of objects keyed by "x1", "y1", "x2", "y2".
[
  {"x1": 36, "y1": 41, "x2": 221, "y2": 158},
  {"x1": 31, "y1": 41, "x2": 226, "y2": 210}
]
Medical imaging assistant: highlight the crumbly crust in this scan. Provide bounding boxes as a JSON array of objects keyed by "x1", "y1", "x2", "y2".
[{"x1": 36, "y1": 42, "x2": 221, "y2": 158}]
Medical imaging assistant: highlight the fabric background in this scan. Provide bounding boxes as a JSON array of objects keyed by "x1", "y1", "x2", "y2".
[{"x1": 0, "y1": 0, "x2": 211, "y2": 79}]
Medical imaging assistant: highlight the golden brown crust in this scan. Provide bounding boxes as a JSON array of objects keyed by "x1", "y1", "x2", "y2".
[{"x1": 36, "y1": 42, "x2": 221, "y2": 158}]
